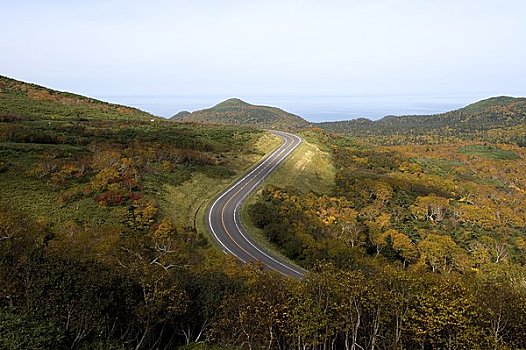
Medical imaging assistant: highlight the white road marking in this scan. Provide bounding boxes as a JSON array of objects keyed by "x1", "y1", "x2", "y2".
[{"x1": 206, "y1": 131, "x2": 305, "y2": 277}]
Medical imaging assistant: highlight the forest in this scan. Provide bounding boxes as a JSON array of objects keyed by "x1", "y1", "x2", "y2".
[
  {"x1": 250, "y1": 130, "x2": 526, "y2": 269},
  {"x1": 1, "y1": 75, "x2": 526, "y2": 349},
  {"x1": 3, "y1": 215, "x2": 526, "y2": 350},
  {"x1": 317, "y1": 96, "x2": 526, "y2": 146}
]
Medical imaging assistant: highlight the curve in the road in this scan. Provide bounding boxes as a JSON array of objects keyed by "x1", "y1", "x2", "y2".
[{"x1": 206, "y1": 130, "x2": 306, "y2": 278}]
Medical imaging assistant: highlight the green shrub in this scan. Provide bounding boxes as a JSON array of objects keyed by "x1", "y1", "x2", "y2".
[{"x1": 0, "y1": 309, "x2": 65, "y2": 350}]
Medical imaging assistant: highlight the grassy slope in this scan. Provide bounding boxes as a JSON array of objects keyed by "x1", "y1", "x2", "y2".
[
  {"x1": 161, "y1": 132, "x2": 282, "y2": 233},
  {"x1": 0, "y1": 75, "x2": 156, "y2": 121},
  {"x1": 1, "y1": 76, "x2": 281, "y2": 260},
  {"x1": 0, "y1": 140, "x2": 115, "y2": 225},
  {"x1": 1, "y1": 75, "x2": 329, "y2": 268},
  {"x1": 239, "y1": 130, "x2": 335, "y2": 257},
  {"x1": 259, "y1": 135, "x2": 334, "y2": 195}
]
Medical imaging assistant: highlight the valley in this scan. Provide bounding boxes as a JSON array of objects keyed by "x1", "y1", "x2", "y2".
[{"x1": 1, "y1": 75, "x2": 526, "y2": 349}]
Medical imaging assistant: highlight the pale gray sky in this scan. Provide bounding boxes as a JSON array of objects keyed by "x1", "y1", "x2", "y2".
[{"x1": 1, "y1": 0, "x2": 525, "y2": 119}]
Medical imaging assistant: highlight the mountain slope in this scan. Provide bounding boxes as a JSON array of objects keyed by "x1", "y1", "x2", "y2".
[
  {"x1": 317, "y1": 96, "x2": 526, "y2": 144},
  {"x1": 173, "y1": 98, "x2": 311, "y2": 131},
  {"x1": 0, "y1": 75, "x2": 157, "y2": 121}
]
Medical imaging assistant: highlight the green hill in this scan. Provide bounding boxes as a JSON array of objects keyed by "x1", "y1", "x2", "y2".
[
  {"x1": 173, "y1": 98, "x2": 311, "y2": 131},
  {"x1": 317, "y1": 96, "x2": 526, "y2": 144},
  {"x1": 213, "y1": 97, "x2": 250, "y2": 109},
  {"x1": 461, "y1": 96, "x2": 520, "y2": 113},
  {"x1": 1, "y1": 75, "x2": 287, "y2": 350},
  {"x1": 170, "y1": 110, "x2": 191, "y2": 120},
  {"x1": 2, "y1": 76, "x2": 526, "y2": 349},
  {"x1": 0, "y1": 75, "x2": 157, "y2": 121}
]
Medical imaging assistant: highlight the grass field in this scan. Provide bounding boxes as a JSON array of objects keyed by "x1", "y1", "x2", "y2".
[
  {"x1": 0, "y1": 151, "x2": 119, "y2": 228},
  {"x1": 459, "y1": 144, "x2": 521, "y2": 160},
  {"x1": 261, "y1": 137, "x2": 334, "y2": 194}
]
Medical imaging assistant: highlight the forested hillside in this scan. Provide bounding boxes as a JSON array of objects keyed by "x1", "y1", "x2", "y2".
[
  {"x1": 250, "y1": 129, "x2": 526, "y2": 269},
  {"x1": 247, "y1": 128, "x2": 526, "y2": 349},
  {"x1": 318, "y1": 96, "x2": 526, "y2": 145},
  {"x1": 172, "y1": 98, "x2": 311, "y2": 131},
  {"x1": 1, "y1": 77, "x2": 526, "y2": 350},
  {"x1": 0, "y1": 76, "x2": 279, "y2": 349}
]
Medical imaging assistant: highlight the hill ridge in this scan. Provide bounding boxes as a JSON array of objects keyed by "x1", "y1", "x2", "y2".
[
  {"x1": 213, "y1": 98, "x2": 251, "y2": 108},
  {"x1": 172, "y1": 97, "x2": 311, "y2": 131},
  {"x1": 317, "y1": 95, "x2": 526, "y2": 145},
  {"x1": 0, "y1": 75, "x2": 157, "y2": 121}
]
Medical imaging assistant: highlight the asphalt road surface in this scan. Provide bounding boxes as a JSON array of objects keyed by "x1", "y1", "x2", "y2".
[{"x1": 206, "y1": 130, "x2": 306, "y2": 279}]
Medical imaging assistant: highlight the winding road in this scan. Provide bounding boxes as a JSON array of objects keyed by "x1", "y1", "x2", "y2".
[{"x1": 206, "y1": 131, "x2": 306, "y2": 279}]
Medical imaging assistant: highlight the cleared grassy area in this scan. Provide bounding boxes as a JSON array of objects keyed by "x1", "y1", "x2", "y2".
[
  {"x1": 160, "y1": 132, "x2": 282, "y2": 235},
  {"x1": 410, "y1": 157, "x2": 464, "y2": 177},
  {"x1": 459, "y1": 144, "x2": 520, "y2": 160},
  {"x1": 261, "y1": 137, "x2": 334, "y2": 195},
  {"x1": 0, "y1": 169, "x2": 119, "y2": 227},
  {"x1": 162, "y1": 173, "x2": 231, "y2": 231}
]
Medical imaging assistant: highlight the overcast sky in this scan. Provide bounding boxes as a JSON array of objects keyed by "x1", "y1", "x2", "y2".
[{"x1": 1, "y1": 0, "x2": 525, "y2": 118}]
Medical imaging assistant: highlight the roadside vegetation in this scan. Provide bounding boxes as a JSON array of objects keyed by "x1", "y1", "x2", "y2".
[
  {"x1": 262, "y1": 130, "x2": 334, "y2": 194},
  {"x1": 1, "y1": 75, "x2": 526, "y2": 349},
  {"x1": 250, "y1": 129, "x2": 526, "y2": 268},
  {"x1": 239, "y1": 129, "x2": 334, "y2": 260},
  {"x1": 246, "y1": 125, "x2": 526, "y2": 349}
]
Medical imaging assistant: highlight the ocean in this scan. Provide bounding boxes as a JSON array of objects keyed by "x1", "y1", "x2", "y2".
[{"x1": 94, "y1": 94, "x2": 486, "y2": 122}]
